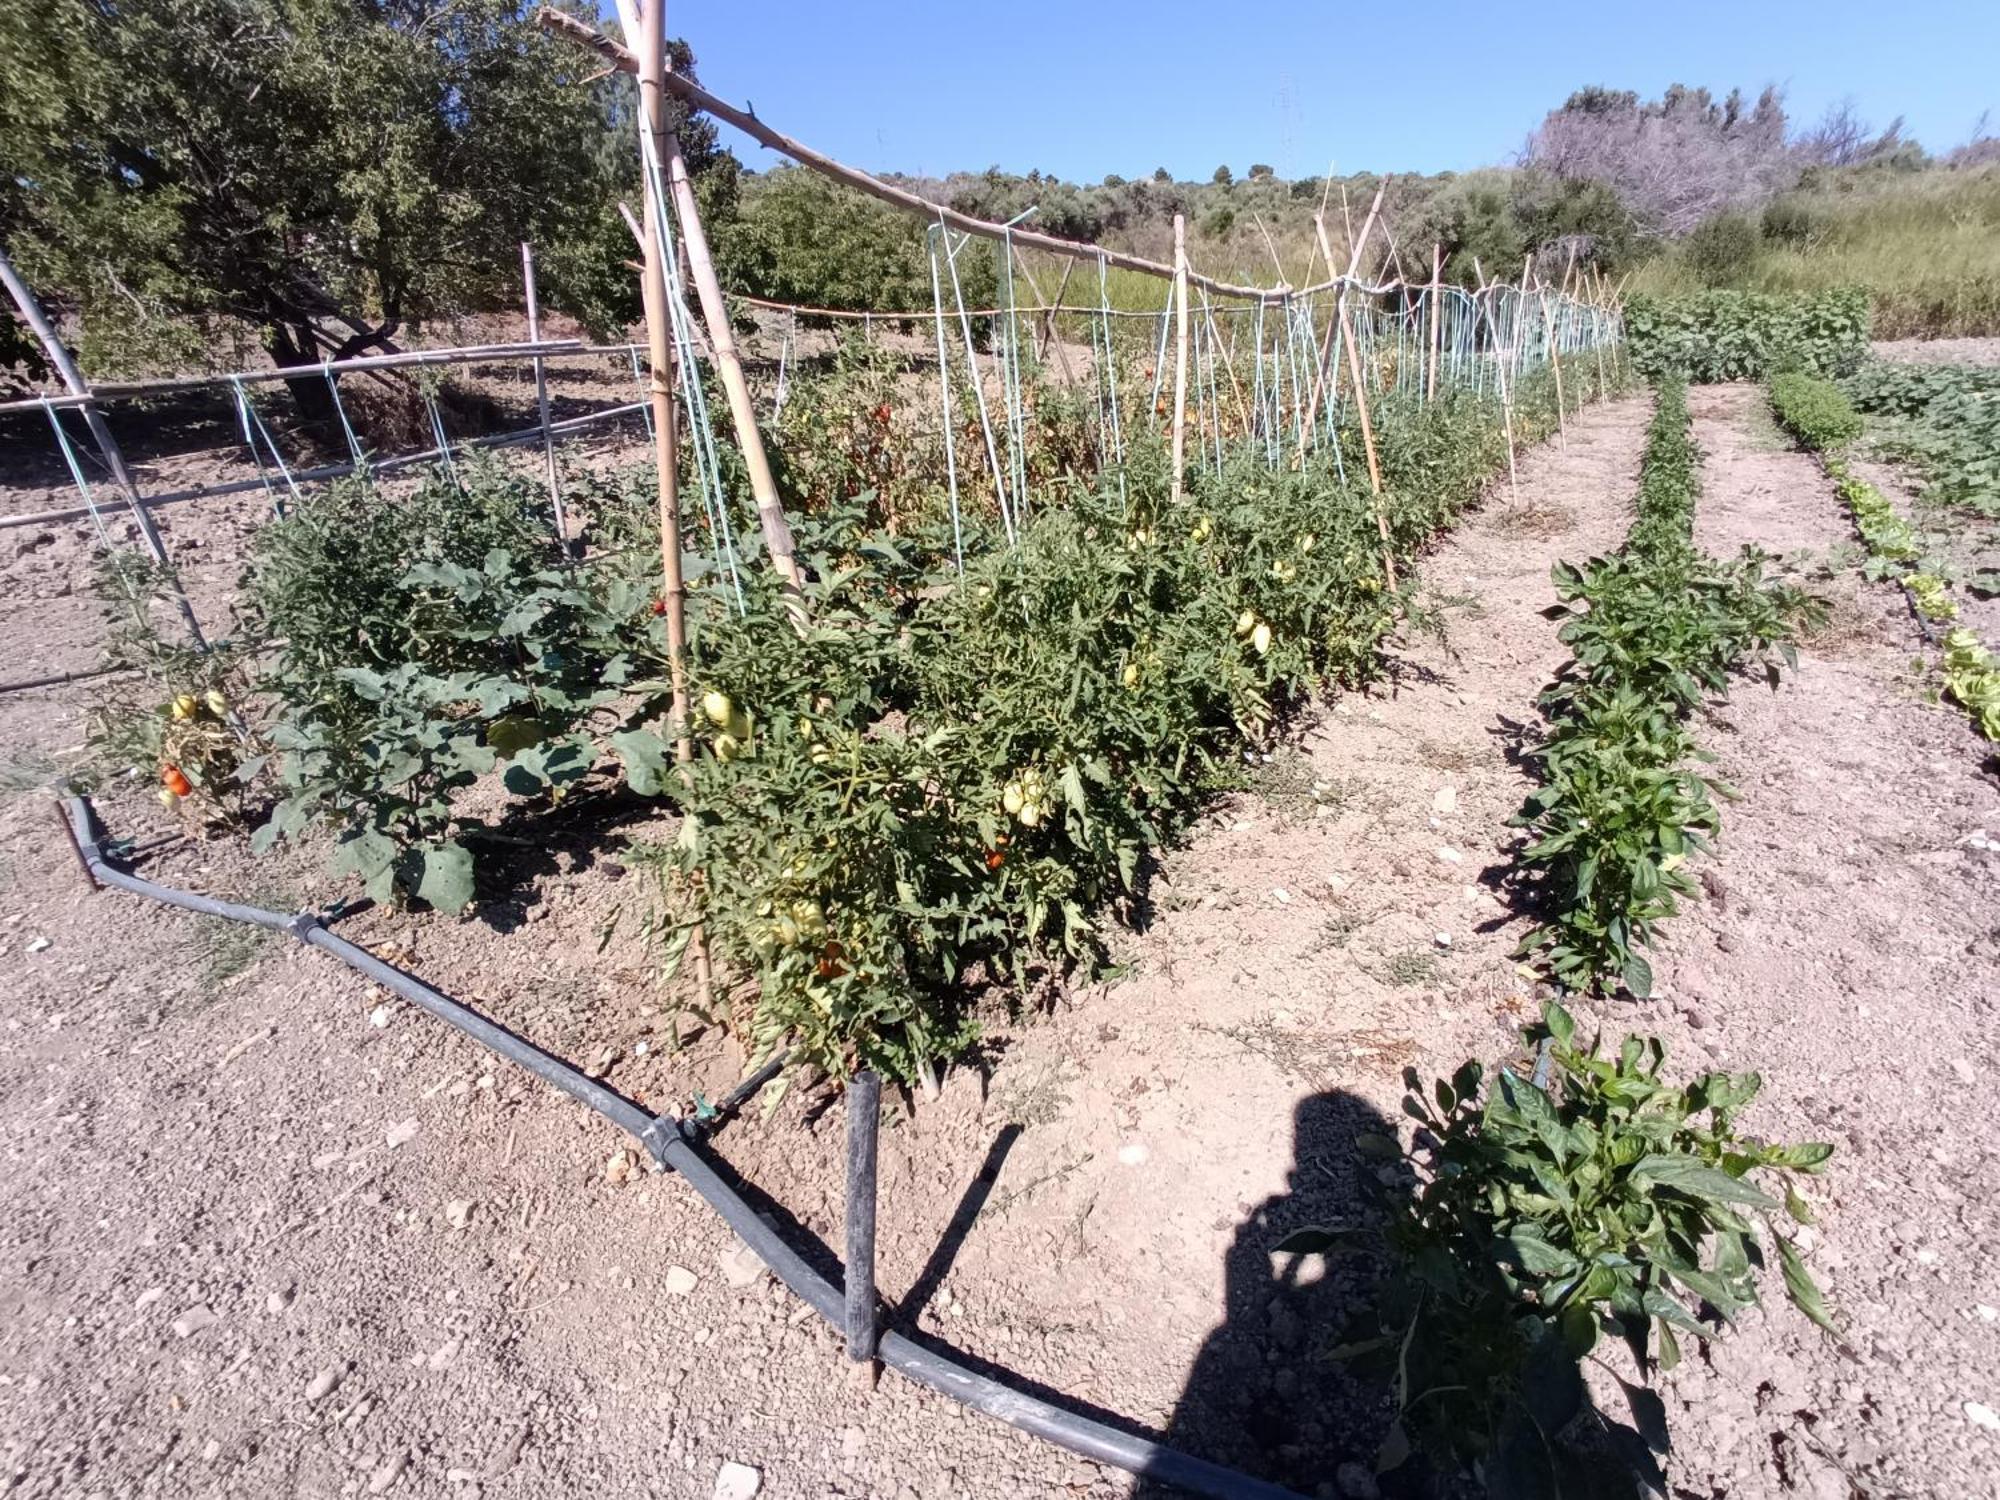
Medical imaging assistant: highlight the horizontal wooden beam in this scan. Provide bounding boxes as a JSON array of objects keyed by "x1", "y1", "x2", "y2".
[{"x1": 535, "y1": 7, "x2": 1345, "y2": 303}]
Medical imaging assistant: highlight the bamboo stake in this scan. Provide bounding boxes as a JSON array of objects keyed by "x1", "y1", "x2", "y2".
[
  {"x1": 1014, "y1": 255, "x2": 1079, "y2": 391},
  {"x1": 1300, "y1": 182, "x2": 1385, "y2": 453},
  {"x1": 1170, "y1": 214, "x2": 1189, "y2": 501},
  {"x1": 629, "y1": 0, "x2": 714, "y2": 1005},
  {"x1": 1313, "y1": 218, "x2": 1396, "y2": 590},
  {"x1": 607, "y1": 0, "x2": 805, "y2": 629},
  {"x1": 1541, "y1": 288, "x2": 1568, "y2": 450},
  {"x1": 520, "y1": 243, "x2": 571, "y2": 547},
  {"x1": 1474, "y1": 258, "x2": 1521, "y2": 508},
  {"x1": 0, "y1": 243, "x2": 208, "y2": 649},
  {"x1": 1426, "y1": 243, "x2": 1443, "y2": 403}
]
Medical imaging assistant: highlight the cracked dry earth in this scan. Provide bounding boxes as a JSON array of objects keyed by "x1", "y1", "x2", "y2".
[{"x1": 1, "y1": 385, "x2": 1997, "y2": 1500}]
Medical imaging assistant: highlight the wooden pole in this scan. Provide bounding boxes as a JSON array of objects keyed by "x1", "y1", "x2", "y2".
[
  {"x1": 612, "y1": 0, "x2": 805, "y2": 629},
  {"x1": 1300, "y1": 182, "x2": 1385, "y2": 453},
  {"x1": 1171, "y1": 214, "x2": 1189, "y2": 502},
  {"x1": 1311, "y1": 219, "x2": 1396, "y2": 590},
  {"x1": 1426, "y1": 242, "x2": 1443, "y2": 404},
  {"x1": 0, "y1": 242, "x2": 207, "y2": 649},
  {"x1": 629, "y1": 0, "x2": 714, "y2": 1006},
  {"x1": 1541, "y1": 287, "x2": 1568, "y2": 450},
  {"x1": 520, "y1": 242, "x2": 572, "y2": 547},
  {"x1": 534, "y1": 8, "x2": 1372, "y2": 307},
  {"x1": 1474, "y1": 259, "x2": 1521, "y2": 508}
]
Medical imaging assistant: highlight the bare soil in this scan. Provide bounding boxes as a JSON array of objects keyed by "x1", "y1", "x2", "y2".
[
  {"x1": 2, "y1": 385, "x2": 1998, "y2": 1500},
  {"x1": 1871, "y1": 337, "x2": 2000, "y2": 368}
]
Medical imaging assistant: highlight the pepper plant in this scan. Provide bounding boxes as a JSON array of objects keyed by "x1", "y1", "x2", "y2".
[{"x1": 1300, "y1": 1000, "x2": 1837, "y2": 1498}]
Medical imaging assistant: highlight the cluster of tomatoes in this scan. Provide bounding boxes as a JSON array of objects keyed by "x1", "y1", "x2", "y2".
[{"x1": 159, "y1": 690, "x2": 230, "y2": 807}]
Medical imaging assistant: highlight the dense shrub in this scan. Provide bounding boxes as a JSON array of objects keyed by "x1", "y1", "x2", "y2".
[
  {"x1": 1684, "y1": 211, "x2": 1760, "y2": 284},
  {"x1": 1768, "y1": 371, "x2": 1863, "y2": 449},
  {"x1": 1625, "y1": 289, "x2": 1869, "y2": 381}
]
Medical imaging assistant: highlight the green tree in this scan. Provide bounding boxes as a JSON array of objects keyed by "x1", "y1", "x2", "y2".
[
  {"x1": 0, "y1": 0, "x2": 733, "y2": 413},
  {"x1": 1212, "y1": 164, "x2": 1234, "y2": 186},
  {"x1": 726, "y1": 167, "x2": 995, "y2": 321}
]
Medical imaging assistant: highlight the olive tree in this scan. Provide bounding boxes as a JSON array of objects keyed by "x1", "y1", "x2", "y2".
[{"x1": 0, "y1": 0, "x2": 733, "y2": 411}]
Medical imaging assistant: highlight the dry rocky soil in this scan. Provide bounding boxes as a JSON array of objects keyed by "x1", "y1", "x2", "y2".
[{"x1": 2, "y1": 377, "x2": 1999, "y2": 1500}]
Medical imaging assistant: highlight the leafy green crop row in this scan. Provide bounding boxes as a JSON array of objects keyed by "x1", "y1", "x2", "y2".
[
  {"x1": 1768, "y1": 370, "x2": 1863, "y2": 451},
  {"x1": 1314, "y1": 1000, "x2": 1836, "y2": 1493},
  {"x1": 94, "y1": 343, "x2": 1617, "y2": 1084},
  {"x1": 1766, "y1": 376, "x2": 2000, "y2": 741},
  {"x1": 1839, "y1": 360, "x2": 2000, "y2": 520},
  {"x1": 1625, "y1": 289, "x2": 1869, "y2": 383},
  {"x1": 1512, "y1": 381, "x2": 1813, "y2": 996}
]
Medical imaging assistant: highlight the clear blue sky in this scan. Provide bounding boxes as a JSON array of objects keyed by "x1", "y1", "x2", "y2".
[{"x1": 654, "y1": 0, "x2": 1998, "y2": 181}]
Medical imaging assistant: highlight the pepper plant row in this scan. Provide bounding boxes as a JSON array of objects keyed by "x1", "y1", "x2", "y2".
[
  {"x1": 1511, "y1": 380, "x2": 1814, "y2": 997},
  {"x1": 1768, "y1": 372, "x2": 2000, "y2": 740}
]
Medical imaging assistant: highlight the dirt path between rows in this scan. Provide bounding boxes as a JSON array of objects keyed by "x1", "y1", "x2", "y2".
[{"x1": 2, "y1": 385, "x2": 1997, "y2": 1500}]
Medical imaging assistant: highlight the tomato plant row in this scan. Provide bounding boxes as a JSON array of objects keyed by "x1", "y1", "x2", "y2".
[{"x1": 90, "y1": 345, "x2": 1623, "y2": 1084}]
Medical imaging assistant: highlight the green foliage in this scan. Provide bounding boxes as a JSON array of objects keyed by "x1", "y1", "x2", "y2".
[
  {"x1": 239, "y1": 458, "x2": 668, "y2": 907},
  {"x1": 1319, "y1": 1000, "x2": 1836, "y2": 1494},
  {"x1": 656, "y1": 370, "x2": 1595, "y2": 1082},
  {"x1": 1514, "y1": 382, "x2": 1814, "y2": 993},
  {"x1": 1683, "y1": 212, "x2": 1760, "y2": 285},
  {"x1": 1839, "y1": 361, "x2": 2000, "y2": 519},
  {"x1": 1629, "y1": 164, "x2": 2000, "y2": 339},
  {"x1": 1788, "y1": 428, "x2": 2000, "y2": 743},
  {"x1": 0, "y1": 0, "x2": 732, "y2": 381},
  {"x1": 1767, "y1": 372, "x2": 1863, "y2": 451},
  {"x1": 1942, "y1": 629, "x2": 2000, "y2": 739},
  {"x1": 1625, "y1": 290, "x2": 1869, "y2": 382},
  {"x1": 727, "y1": 167, "x2": 992, "y2": 321}
]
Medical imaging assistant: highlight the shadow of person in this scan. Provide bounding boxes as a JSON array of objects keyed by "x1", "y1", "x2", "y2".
[{"x1": 1138, "y1": 1089, "x2": 1402, "y2": 1499}]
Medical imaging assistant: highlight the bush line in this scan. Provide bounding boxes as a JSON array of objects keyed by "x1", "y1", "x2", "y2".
[
  {"x1": 1626, "y1": 289, "x2": 1869, "y2": 384},
  {"x1": 1766, "y1": 373, "x2": 2000, "y2": 740},
  {"x1": 1511, "y1": 379, "x2": 1813, "y2": 996}
]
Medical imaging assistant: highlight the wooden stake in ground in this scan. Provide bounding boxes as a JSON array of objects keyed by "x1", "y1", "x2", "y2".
[
  {"x1": 1170, "y1": 213, "x2": 1189, "y2": 502},
  {"x1": 628, "y1": 0, "x2": 713, "y2": 1004},
  {"x1": 1541, "y1": 287, "x2": 1568, "y2": 450},
  {"x1": 1311, "y1": 217, "x2": 1397, "y2": 590},
  {"x1": 1426, "y1": 242, "x2": 1443, "y2": 404},
  {"x1": 1473, "y1": 258, "x2": 1521, "y2": 508},
  {"x1": 520, "y1": 242, "x2": 571, "y2": 546},
  {"x1": 0, "y1": 244, "x2": 208, "y2": 649},
  {"x1": 604, "y1": 0, "x2": 805, "y2": 629},
  {"x1": 1300, "y1": 182, "x2": 1385, "y2": 453}
]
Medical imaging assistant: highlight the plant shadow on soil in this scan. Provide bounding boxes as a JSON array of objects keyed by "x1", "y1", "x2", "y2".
[
  {"x1": 1136, "y1": 1091, "x2": 1662, "y2": 1500},
  {"x1": 1134, "y1": 1089, "x2": 1407, "y2": 1498}
]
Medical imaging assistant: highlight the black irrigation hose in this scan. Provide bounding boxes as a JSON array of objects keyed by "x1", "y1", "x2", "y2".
[{"x1": 56, "y1": 792, "x2": 1308, "y2": 1500}]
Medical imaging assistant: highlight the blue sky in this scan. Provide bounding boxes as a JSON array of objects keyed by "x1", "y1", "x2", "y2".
[{"x1": 653, "y1": 0, "x2": 1998, "y2": 181}]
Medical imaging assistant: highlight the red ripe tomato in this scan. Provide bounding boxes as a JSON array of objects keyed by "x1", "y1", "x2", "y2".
[
  {"x1": 161, "y1": 764, "x2": 192, "y2": 797},
  {"x1": 872, "y1": 403, "x2": 892, "y2": 425},
  {"x1": 652, "y1": 598, "x2": 667, "y2": 616}
]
